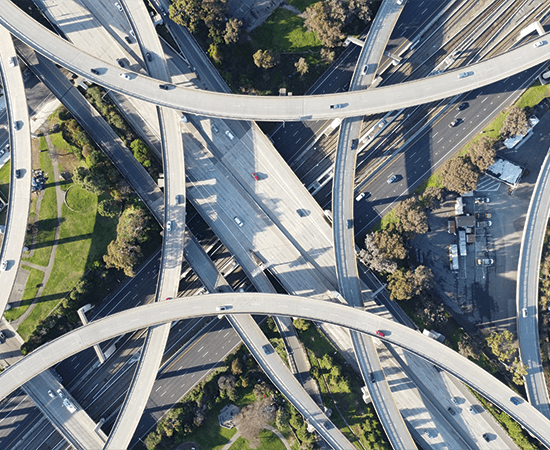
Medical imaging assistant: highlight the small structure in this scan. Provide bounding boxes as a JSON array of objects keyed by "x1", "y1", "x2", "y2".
[
  {"x1": 458, "y1": 230, "x2": 467, "y2": 256},
  {"x1": 219, "y1": 404, "x2": 240, "y2": 429},
  {"x1": 455, "y1": 197, "x2": 464, "y2": 215},
  {"x1": 486, "y1": 157, "x2": 524, "y2": 188},
  {"x1": 455, "y1": 215, "x2": 475, "y2": 229},
  {"x1": 449, "y1": 244, "x2": 459, "y2": 272}
]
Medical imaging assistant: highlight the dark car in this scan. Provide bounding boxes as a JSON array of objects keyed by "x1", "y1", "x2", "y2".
[
  {"x1": 90, "y1": 68, "x2": 100, "y2": 75},
  {"x1": 482, "y1": 433, "x2": 491, "y2": 442},
  {"x1": 124, "y1": 36, "x2": 133, "y2": 44},
  {"x1": 447, "y1": 407, "x2": 455, "y2": 416},
  {"x1": 449, "y1": 118, "x2": 463, "y2": 127},
  {"x1": 159, "y1": 84, "x2": 170, "y2": 90},
  {"x1": 456, "y1": 102, "x2": 469, "y2": 111},
  {"x1": 15, "y1": 169, "x2": 21, "y2": 179},
  {"x1": 347, "y1": 219, "x2": 353, "y2": 229},
  {"x1": 369, "y1": 372, "x2": 376, "y2": 383},
  {"x1": 351, "y1": 139, "x2": 358, "y2": 150},
  {"x1": 262, "y1": 344, "x2": 274, "y2": 354},
  {"x1": 510, "y1": 396, "x2": 520, "y2": 405},
  {"x1": 116, "y1": 58, "x2": 125, "y2": 67},
  {"x1": 146, "y1": 52, "x2": 152, "y2": 62}
]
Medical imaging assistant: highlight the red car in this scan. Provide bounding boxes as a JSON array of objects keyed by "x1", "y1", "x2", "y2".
[
  {"x1": 375, "y1": 330, "x2": 385, "y2": 337},
  {"x1": 252, "y1": 172, "x2": 260, "y2": 181}
]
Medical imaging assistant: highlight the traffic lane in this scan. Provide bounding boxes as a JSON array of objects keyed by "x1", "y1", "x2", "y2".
[{"x1": 353, "y1": 66, "x2": 542, "y2": 235}]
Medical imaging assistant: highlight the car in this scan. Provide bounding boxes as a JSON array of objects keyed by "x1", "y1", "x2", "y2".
[
  {"x1": 347, "y1": 219, "x2": 353, "y2": 229},
  {"x1": 252, "y1": 172, "x2": 260, "y2": 181},
  {"x1": 510, "y1": 396, "x2": 520, "y2": 405},
  {"x1": 234, "y1": 217, "x2": 243, "y2": 227},
  {"x1": 468, "y1": 405, "x2": 477, "y2": 415},
  {"x1": 397, "y1": 0, "x2": 403, "y2": 4},
  {"x1": 211, "y1": 124, "x2": 219, "y2": 133},
  {"x1": 433, "y1": 364, "x2": 442, "y2": 372},
  {"x1": 114, "y1": 2, "x2": 123, "y2": 12},
  {"x1": 262, "y1": 344, "x2": 274, "y2": 354},
  {"x1": 176, "y1": 195, "x2": 183, "y2": 204},
  {"x1": 146, "y1": 52, "x2": 152, "y2": 61},
  {"x1": 125, "y1": 36, "x2": 133, "y2": 44},
  {"x1": 63, "y1": 398, "x2": 76, "y2": 413},
  {"x1": 180, "y1": 114, "x2": 188, "y2": 123},
  {"x1": 225, "y1": 130, "x2": 235, "y2": 140},
  {"x1": 449, "y1": 118, "x2": 463, "y2": 127},
  {"x1": 375, "y1": 330, "x2": 385, "y2": 337},
  {"x1": 456, "y1": 102, "x2": 469, "y2": 111},
  {"x1": 90, "y1": 68, "x2": 100, "y2": 75},
  {"x1": 361, "y1": 64, "x2": 368, "y2": 75},
  {"x1": 15, "y1": 169, "x2": 21, "y2": 178},
  {"x1": 166, "y1": 221, "x2": 172, "y2": 232},
  {"x1": 0, "y1": 331, "x2": 5, "y2": 342},
  {"x1": 369, "y1": 372, "x2": 376, "y2": 383},
  {"x1": 355, "y1": 192, "x2": 366, "y2": 202},
  {"x1": 377, "y1": 119, "x2": 387, "y2": 128},
  {"x1": 57, "y1": 389, "x2": 65, "y2": 399},
  {"x1": 8, "y1": 56, "x2": 17, "y2": 67},
  {"x1": 425, "y1": 429, "x2": 436, "y2": 439},
  {"x1": 216, "y1": 305, "x2": 231, "y2": 311},
  {"x1": 387, "y1": 175, "x2": 398, "y2": 184},
  {"x1": 477, "y1": 258, "x2": 494, "y2": 266},
  {"x1": 351, "y1": 139, "x2": 358, "y2": 150},
  {"x1": 120, "y1": 72, "x2": 131, "y2": 80},
  {"x1": 0, "y1": 260, "x2": 7, "y2": 272},
  {"x1": 483, "y1": 433, "x2": 491, "y2": 442},
  {"x1": 475, "y1": 197, "x2": 490, "y2": 204},
  {"x1": 322, "y1": 420, "x2": 332, "y2": 430},
  {"x1": 116, "y1": 58, "x2": 125, "y2": 67},
  {"x1": 159, "y1": 84, "x2": 170, "y2": 90},
  {"x1": 48, "y1": 389, "x2": 55, "y2": 398},
  {"x1": 13, "y1": 121, "x2": 21, "y2": 131},
  {"x1": 447, "y1": 407, "x2": 455, "y2": 416},
  {"x1": 522, "y1": 308, "x2": 528, "y2": 318},
  {"x1": 330, "y1": 104, "x2": 344, "y2": 109},
  {"x1": 475, "y1": 212, "x2": 492, "y2": 219},
  {"x1": 534, "y1": 40, "x2": 546, "y2": 48},
  {"x1": 451, "y1": 397, "x2": 460, "y2": 407},
  {"x1": 458, "y1": 71, "x2": 474, "y2": 79},
  {"x1": 129, "y1": 30, "x2": 135, "y2": 38}
]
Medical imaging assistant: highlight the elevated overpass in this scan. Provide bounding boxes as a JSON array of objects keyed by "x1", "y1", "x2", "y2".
[
  {"x1": 2, "y1": 294, "x2": 550, "y2": 447},
  {"x1": 0, "y1": 0, "x2": 547, "y2": 121},
  {"x1": 517, "y1": 148, "x2": 550, "y2": 419}
]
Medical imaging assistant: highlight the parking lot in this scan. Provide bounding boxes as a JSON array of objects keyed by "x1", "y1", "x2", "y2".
[{"x1": 414, "y1": 108, "x2": 550, "y2": 335}]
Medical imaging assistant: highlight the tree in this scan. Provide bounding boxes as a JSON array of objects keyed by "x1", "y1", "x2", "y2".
[
  {"x1": 422, "y1": 186, "x2": 443, "y2": 210},
  {"x1": 501, "y1": 106, "x2": 529, "y2": 138},
  {"x1": 293, "y1": 318, "x2": 310, "y2": 331},
  {"x1": 98, "y1": 199, "x2": 122, "y2": 218},
  {"x1": 511, "y1": 358, "x2": 528, "y2": 385},
  {"x1": 224, "y1": 18, "x2": 242, "y2": 45},
  {"x1": 362, "y1": 224, "x2": 407, "y2": 274},
  {"x1": 169, "y1": 0, "x2": 227, "y2": 34},
  {"x1": 387, "y1": 269, "x2": 415, "y2": 301},
  {"x1": 486, "y1": 330, "x2": 515, "y2": 362},
  {"x1": 303, "y1": 2, "x2": 344, "y2": 48},
  {"x1": 393, "y1": 196, "x2": 428, "y2": 235},
  {"x1": 130, "y1": 139, "x2": 152, "y2": 169},
  {"x1": 320, "y1": 48, "x2": 335, "y2": 63},
  {"x1": 208, "y1": 43, "x2": 223, "y2": 63},
  {"x1": 349, "y1": 0, "x2": 372, "y2": 21},
  {"x1": 252, "y1": 49, "x2": 279, "y2": 69},
  {"x1": 412, "y1": 265, "x2": 434, "y2": 294},
  {"x1": 295, "y1": 57, "x2": 309, "y2": 75},
  {"x1": 440, "y1": 156, "x2": 480, "y2": 194},
  {"x1": 231, "y1": 358, "x2": 243, "y2": 376},
  {"x1": 73, "y1": 166, "x2": 107, "y2": 194},
  {"x1": 469, "y1": 137, "x2": 496, "y2": 172},
  {"x1": 72, "y1": 166, "x2": 89, "y2": 185}
]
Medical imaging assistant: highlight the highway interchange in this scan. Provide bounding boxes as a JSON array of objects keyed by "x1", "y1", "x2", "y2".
[{"x1": 1, "y1": 0, "x2": 550, "y2": 448}]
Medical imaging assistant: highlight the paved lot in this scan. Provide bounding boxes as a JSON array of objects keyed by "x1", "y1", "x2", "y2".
[{"x1": 415, "y1": 107, "x2": 550, "y2": 334}]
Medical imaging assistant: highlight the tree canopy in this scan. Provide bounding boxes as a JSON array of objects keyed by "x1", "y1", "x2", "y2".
[
  {"x1": 500, "y1": 106, "x2": 529, "y2": 138},
  {"x1": 440, "y1": 156, "x2": 480, "y2": 194}
]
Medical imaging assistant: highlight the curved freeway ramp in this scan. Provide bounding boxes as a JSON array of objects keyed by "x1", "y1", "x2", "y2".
[
  {"x1": 332, "y1": 1, "x2": 414, "y2": 449},
  {"x1": 2, "y1": 294, "x2": 550, "y2": 447},
  {"x1": 103, "y1": 2, "x2": 187, "y2": 449},
  {"x1": 0, "y1": 0, "x2": 548, "y2": 120},
  {"x1": 0, "y1": 27, "x2": 32, "y2": 319},
  {"x1": 517, "y1": 148, "x2": 550, "y2": 419}
]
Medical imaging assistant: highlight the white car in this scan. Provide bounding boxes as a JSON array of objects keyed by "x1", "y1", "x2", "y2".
[
  {"x1": 355, "y1": 192, "x2": 366, "y2": 202},
  {"x1": 0, "y1": 260, "x2": 7, "y2": 271},
  {"x1": 8, "y1": 56, "x2": 16, "y2": 67},
  {"x1": 180, "y1": 114, "x2": 188, "y2": 123},
  {"x1": 114, "y1": 2, "x2": 123, "y2": 12},
  {"x1": 234, "y1": 217, "x2": 243, "y2": 227},
  {"x1": 48, "y1": 390, "x2": 55, "y2": 398},
  {"x1": 166, "y1": 221, "x2": 172, "y2": 232},
  {"x1": 119, "y1": 72, "x2": 131, "y2": 80},
  {"x1": 57, "y1": 389, "x2": 65, "y2": 399},
  {"x1": 534, "y1": 40, "x2": 546, "y2": 48}
]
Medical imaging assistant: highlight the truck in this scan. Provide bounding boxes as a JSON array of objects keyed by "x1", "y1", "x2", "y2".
[
  {"x1": 458, "y1": 231, "x2": 467, "y2": 256},
  {"x1": 447, "y1": 219, "x2": 456, "y2": 234},
  {"x1": 477, "y1": 221, "x2": 492, "y2": 227},
  {"x1": 63, "y1": 398, "x2": 77, "y2": 413},
  {"x1": 475, "y1": 212, "x2": 492, "y2": 219}
]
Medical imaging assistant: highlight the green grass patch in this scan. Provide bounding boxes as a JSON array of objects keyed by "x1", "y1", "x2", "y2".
[
  {"x1": 39, "y1": 136, "x2": 48, "y2": 151},
  {"x1": 252, "y1": 8, "x2": 322, "y2": 53},
  {"x1": 181, "y1": 401, "x2": 238, "y2": 450},
  {"x1": 0, "y1": 159, "x2": 10, "y2": 199},
  {"x1": 65, "y1": 186, "x2": 94, "y2": 212},
  {"x1": 23, "y1": 151, "x2": 57, "y2": 267},
  {"x1": 229, "y1": 429, "x2": 286, "y2": 450},
  {"x1": 516, "y1": 80, "x2": 550, "y2": 109},
  {"x1": 2, "y1": 267, "x2": 44, "y2": 322},
  {"x1": 50, "y1": 132, "x2": 70, "y2": 152},
  {"x1": 286, "y1": 0, "x2": 318, "y2": 12},
  {"x1": 18, "y1": 181, "x2": 117, "y2": 340}
]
